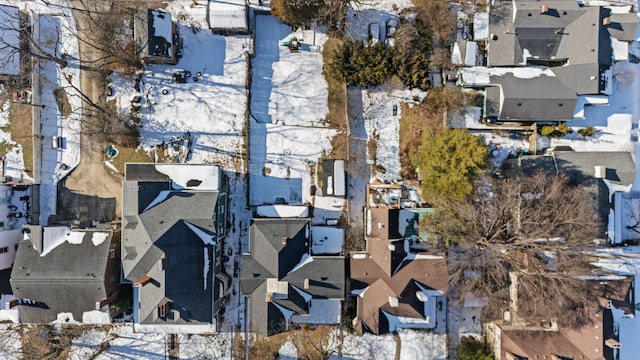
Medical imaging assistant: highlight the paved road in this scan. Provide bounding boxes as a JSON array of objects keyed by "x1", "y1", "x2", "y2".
[{"x1": 346, "y1": 86, "x2": 369, "y2": 251}]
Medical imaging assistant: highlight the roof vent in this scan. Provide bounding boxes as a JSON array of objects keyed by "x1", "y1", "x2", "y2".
[
  {"x1": 389, "y1": 296, "x2": 399, "y2": 307},
  {"x1": 540, "y1": 4, "x2": 549, "y2": 14},
  {"x1": 605, "y1": 338, "x2": 622, "y2": 348}
]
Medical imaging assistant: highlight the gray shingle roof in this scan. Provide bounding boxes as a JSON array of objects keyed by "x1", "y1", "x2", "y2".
[
  {"x1": 490, "y1": 74, "x2": 577, "y2": 121},
  {"x1": 241, "y1": 218, "x2": 345, "y2": 336},
  {"x1": 608, "y1": 13, "x2": 640, "y2": 42},
  {"x1": 10, "y1": 227, "x2": 113, "y2": 323},
  {"x1": 488, "y1": 0, "x2": 611, "y2": 96},
  {"x1": 122, "y1": 164, "x2": 223, "y2": 326}
]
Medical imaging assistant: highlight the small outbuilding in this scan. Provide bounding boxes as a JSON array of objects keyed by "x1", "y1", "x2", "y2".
[
  {"x1": 207, "y1": 0, "x2": 249, "y2": 35},
  {"x1": 134, "y1": 9, "x2": 178, "y2": 65}
]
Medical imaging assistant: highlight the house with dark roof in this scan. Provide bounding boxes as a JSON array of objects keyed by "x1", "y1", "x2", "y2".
[
  {"x1": 122, "y1": 164, "x2": 228, "y2": 332},
  {"x1": 0, "y1": 4, "x2": 21, "y2": 78},
  {"x1": 9, "y1": 225, "x2": 118, "y2": 323},
  {"x1": 350, "y1": 208, "x2": 448, "y2": 335},
  {"x1": 459, "y1": 0, "x2": 639, "y2": 122},
  {"x1": 134, "y1": 9, "x2": 178, "y2": 65},
  {"x1": 505, "y1": 148, "x2": 637, "y2": 231},
  {"x1": 241, "y1": 218, "x2": 345, "y2": 336},
  {"x1": 485, "y1": 272, "x2": 634, "y2": 360}
]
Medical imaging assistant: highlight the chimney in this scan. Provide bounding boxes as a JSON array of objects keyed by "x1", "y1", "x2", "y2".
[
  {"x1": 595, "y1": 165, "x2": 606, "y2": 178},
  {"x1": 603, "y1": 17, "x2": 611, "y2": 26},
  {"x1": 389, "y1": 296, "x2": 399, "y2": 307},
  {"x1": 540, "y1": 4, "x2": 549, "y2": 14},
  {"x1": 282, "y1": 237, "x2": 288, "y2": 245},
  {"x1": 134, "y1": 275, "x2": 152, "y2": 287},
  {"x1": 159, "y1": 257, "x2": 168, "y2": 271},
  {"x1": 8, "y1": 299, "x2": 18, "y2": 309},
  {"x1": 509, "y1": 272, "x2": 519, "y2": 316},
  {"x1": 265, "y1": 293, "x2": 273, "y2": 302},
  {"x1": 304, "y1": 278, "x2": 310, "y2": 289}
]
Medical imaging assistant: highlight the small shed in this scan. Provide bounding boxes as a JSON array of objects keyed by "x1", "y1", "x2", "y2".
[
  {"x1": 207, "y1": 0, "x2": 249, "y2": 35},
  {"x1": 322, "y1": 159, "x2": 346, "y2": 198},
  {"x1": 134, "y1": 9, "x2": 178, "y2": 64}
]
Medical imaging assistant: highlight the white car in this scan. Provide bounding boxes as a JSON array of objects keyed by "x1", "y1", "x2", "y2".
[{"x1": 369, "y1": 23, "x2": 380, "y2": 44}]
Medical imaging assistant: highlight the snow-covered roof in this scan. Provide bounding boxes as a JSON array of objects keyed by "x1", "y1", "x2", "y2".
[
  {"x1": 151, "y1": 10, "x2": 173, "y2": 47},
  {"x1": 256, "y1": 205, "x2": 309, "y2": 218},
  {"x1": 155, "y1": 164, "x2": 221, "y2": 190},
  {"x1": 311, "y1": 226, "x2": 344, "y2": 255},
  {"x1": 613, "y1": 192, "x2": 640, "y2": 244},
  {"x1": 291, "y1": 299, "x2": 342, "y2": 324},
  {"x1": 0, "y1": 5, "x2": 21, "y2": 76},
  {"x1": 208, "y1": 0, "x2": 248, "y2": 31},
  {"x1": 473, "y1": 12, "x2": 489, "y2": 41}
]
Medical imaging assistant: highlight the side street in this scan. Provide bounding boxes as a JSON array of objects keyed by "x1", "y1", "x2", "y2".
[{"x1": 0, "y1": 0, "x2": 638, "y2": 359}]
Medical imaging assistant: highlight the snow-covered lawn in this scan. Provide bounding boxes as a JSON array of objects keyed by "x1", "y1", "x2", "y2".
[{"x1": 249, "y1": 15, "x2": 335, "y2": 205}]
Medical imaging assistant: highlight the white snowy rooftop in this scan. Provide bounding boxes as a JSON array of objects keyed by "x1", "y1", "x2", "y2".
[{"x1": 208, "y1": 0, "x2": 248, "y2": 31}]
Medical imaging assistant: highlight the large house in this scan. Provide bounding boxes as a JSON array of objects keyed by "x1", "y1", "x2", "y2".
[
  {"x1": 241, "y1": 217, "x2": 345, "y2": 336},
  {"x1": 122, "y1": 164, "x2": 228, "y2": 332},
  {"x1": 134, "y1": 9, "x2": 178, "y2": 65},
  {"x1": 457, "y1": 0, "x2": 639, "y2": 122},
  {"x1": 10, "y1": 225, "x2": 118, "y2": 323},
  {"x1": 486, "y1": 272, "x2": 634, "y2": 360},
  {"x1": 350, "y1": 207, "x2": 448, "y2": 334}
]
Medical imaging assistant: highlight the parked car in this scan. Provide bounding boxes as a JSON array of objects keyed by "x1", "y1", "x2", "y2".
[
  {"x1": 369, "y1": 23, "x2": 380, "y2": 44},
  {"x1": 386, "y1": 18, "x2": 399, "y2": 37}
]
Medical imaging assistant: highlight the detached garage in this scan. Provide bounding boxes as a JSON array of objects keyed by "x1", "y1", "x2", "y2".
[{"x1": 207, "y1": 0, "x2": 249, "y2": 35}]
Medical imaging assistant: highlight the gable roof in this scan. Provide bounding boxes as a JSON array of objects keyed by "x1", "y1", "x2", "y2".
[
  {"x1": 608, "y1": 13, "x2": 640, "y2": 42},
  {"x1": 241, "y1": 218, "x2": 345, "y2": 336},
  {"x1": 350, "y1": 238, "x2": 448, "y2": 334},
  {"x1": 488, "y1": 0, "x2": 611, "y2": 95},
  {"x1": 122, "y1": 163, "x2": 223, "y2": 325},
  {"x1": 489, "y1": 73, "x2": 577, "y2": 121},
  {"x1": 10, "y1": 226, "x2": 113, "y2": 323}
]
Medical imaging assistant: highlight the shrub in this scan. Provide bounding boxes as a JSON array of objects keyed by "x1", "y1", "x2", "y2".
[
  {"x1": 556, "y1": 122, "x2": 572, "y2": 136},
  {"x1": 578, "y1": 126, "x2": 600, "y2": 137},
  {"x1": 457, "y1": 337, "x2": 494, "y2": 360},
  {"x1": 540, "y1": 125, "x2": 556, "y2": 137}
]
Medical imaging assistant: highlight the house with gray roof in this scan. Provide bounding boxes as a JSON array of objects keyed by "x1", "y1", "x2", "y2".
[
  {"x1": 469, "y1": 0, "x2": 639, "y2": 122},
  {"x1": 122, "y1": 164, "x2": 228, "y2": 331},
  {"x1": 10, "y1": 225, "x2": 118, "y2": 323},
  {"x1": 505, "y1": 148, "x2": 637, "y2": 233},
  {"x1": 241, "y1": 218, "x2": 345, "y2": 336}
]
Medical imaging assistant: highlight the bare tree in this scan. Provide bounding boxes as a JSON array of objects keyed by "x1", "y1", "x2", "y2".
[
  {"x1": 427, "y1": 172, "x2": 603, "y2": 325},
  {"x1": 290, "y1": 324, "x2": 341, "y2": 360}
]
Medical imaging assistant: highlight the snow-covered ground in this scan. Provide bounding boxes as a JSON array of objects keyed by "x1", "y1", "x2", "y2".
[
  {"x1": 362, "y1": 88, "x2": 424, "y2": 182},
  {"x1": 249, "y1": 15, "x2": 335, "y2": 206},
  {"x1": 0, "y1": 0, "x2": 83, "y2": 224}
]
